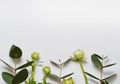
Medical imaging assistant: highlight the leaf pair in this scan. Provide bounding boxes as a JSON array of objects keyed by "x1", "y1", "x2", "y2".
[
  {"x1": 2, "y1": 69, "x2": 28, "y2": 84},
  {"x1": 1, "y1": 61, "x2": 33, "y2": 84},
  {"x1": 49, "y1": 59, "x2": 74, "y2": 83},
  {"x1": 50, "y1": 58, "x2": 71, "y2": 67},
  {"x1": 0, "y1": 58, "x2": 33, "y2": 70}
]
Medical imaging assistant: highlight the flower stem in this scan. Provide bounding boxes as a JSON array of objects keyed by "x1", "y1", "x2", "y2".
[
  {"x1": 43, "y1": 74, "x2": 47, "y2": 84},
  {"x1": 79, "y1": 61, "x2": 88, "y2": 84},
  {"x1": 31, "y1": 66, "x2": 35, "y2": 81}
]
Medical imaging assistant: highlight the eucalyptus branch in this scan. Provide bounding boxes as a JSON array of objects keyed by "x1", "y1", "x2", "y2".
[
  {"x1": 50, "y1": 58, "x2": 74, "y2": 84},
  {"x1": 1, "y1": 45, "x2": 32, "y2": 84},
  {"x1": 85, "y1": 54, "x2": 116, "y2": 84}
]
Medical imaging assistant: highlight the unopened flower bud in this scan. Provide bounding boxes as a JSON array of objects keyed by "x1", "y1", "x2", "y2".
[
  {"x1": 43, "y1": 66, "x2": 51, "y2": 74},
  {"x1": 73, "y1": 49, "x2": 85, "y2": 61},
  {"x1": 31, "y1": 52, "x2": 40, "y2": 60},
  {"x1": 62, "y1": 77, "x2": 74, "y2": 84}
]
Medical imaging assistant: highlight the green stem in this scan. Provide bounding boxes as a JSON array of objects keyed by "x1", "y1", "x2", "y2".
[
  {"x1": 31, "y1": 66, "x2": 35, "y2": 81},
  {"x1": 42, "y1": 74, "x2": 47, "y2": 84},
  {"x1": 31, "y1": 61, "x2": 36, "y2": 81},
  {"x1": 79, "y1": 61, "x2": 88, "y2": 84}
]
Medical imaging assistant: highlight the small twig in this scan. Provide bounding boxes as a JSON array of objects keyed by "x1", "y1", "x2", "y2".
[
  {"x1": 59, "y1": 59, "x2": 63, "y2": 84},
  {"x1": 100, "y1": 56, "x2": 104, "y2": 84},
  {"x1": 14, "y1": 59, "x2": 17, "y2": 75}
]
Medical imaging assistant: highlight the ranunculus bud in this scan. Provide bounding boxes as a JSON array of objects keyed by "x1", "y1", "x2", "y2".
[
  {"x1": 42, "y1": 66, "x2": 51, "y2": 74},
  {"x1": 62, "y1": 77, "x2": 74, "y2": 84},
  {"x1": 31, "y1": 52, "x2": 40, "y2": 60},
  {"x1": 73, "y1": 49, "x2": 85, "y2": 61}
]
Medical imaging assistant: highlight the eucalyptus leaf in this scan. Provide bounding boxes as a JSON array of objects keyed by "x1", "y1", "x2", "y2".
[
  {"x1": 61, "y1": 58, "x2": 71, "y2": 66},
  {"x1": 12, "y1": 69, "x2": 28, "y2": 84},
  {"x1": 91, "y1": 54, "x2": 103, "y2": 68},
  {"x1": 0, "y1": 59, "x2": 14, "y2": 70},
  {"x1": 9, "y1": 45, "x2": 22, "y2": 59},
  {"x1": 92, "y1": 54, "x2": 103, "y2": 60},
  {"x1": 48, "y1": 74, "x2": 60, "y2": 80},
  {"x1": 103, "y1": 56, "x2": 108, "y2": 59},
  {"x1": 2, "y1": 72, "x2": 14, "y2": 84},
  {"x1": 85, "y1": 72, "x2": 100, "y2": 80},
  {"x1": 103, "y1": 74, "x2": 117, "y2": 80},
  {"x1": 102, "y1": 63, "x2": 116, "y2": 68},
  {"x1": 61, "y1": 73, "x2": 74, "y2": 79},
  {"x1": 16, "y1": 61, "x2": 33, "y2": 70},
  {"x1": 50, "y1": 60, "x2": 59, "y2": 67},
  {"x1": 38, "y1": 83, "x2": 52, "y2": 84}
]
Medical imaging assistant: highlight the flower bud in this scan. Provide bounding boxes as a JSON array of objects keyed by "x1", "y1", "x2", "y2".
[
  {"x1": 31, "y1": 52, "x2": 40, "y2": 60},
  {"x1": 73, "y1": 49, "x2": 85, "y2": 61},
  {"x1": 42, "y1": 66, "x2": 51, "y2": 74},
  {"x1": 62, "y1": 77, "x2": 74, "y2": 84}
]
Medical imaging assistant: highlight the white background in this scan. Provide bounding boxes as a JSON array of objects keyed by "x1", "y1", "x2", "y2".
[{"x1": 0, "y1": 0, "x2": 120, "y2": 84}]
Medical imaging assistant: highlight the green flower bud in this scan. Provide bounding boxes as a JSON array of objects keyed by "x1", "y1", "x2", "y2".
[
  {"x1": 31, "y1": 52, "x2": 40, "y2": 60},
  {"x1": 73, "y1": 49, "x2": 85, "y2": 61},
  {"x1": 42, "y1": 66, "x2": 51, "y2": 74},
  {"x1": 62, "y1": 77, "x2": 74, "y2": 84}
]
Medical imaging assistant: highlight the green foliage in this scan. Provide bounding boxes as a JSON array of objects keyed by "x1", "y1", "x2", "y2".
[
  {"x1": 12, "y1": 69, "x2": 28, "y2": 84},
  {"x1": 2, "y1": 72, "x2": 14, "y2": 84},
  {"x1": 0, "y1": 46, "x2": 117, "y2": 84},
  {"x1": 9, "y1": 45, "x2": 22, "y2": 59},
  {"x1": 101, "y1": 80, "x2": 109, "y2": 84},
  {"x1": 0, "y1": 59, "x2": 14, "y2": 70},
  {"x1": 85, "y1": 54, "x2": 116, "y2": 84},
  {"x1": 50, "y1": 59, "x2": 74, "y2": 84},
  {"x1": 16, "y1": 61, "x2": 33, "y2": 70},
  {"x1": 61, "y1": 73, "x2": 74, "y2": 79},
  {"x1": 84, "y1": 72, "x2": 100, "y2": 81},
  {"x1": 0, "y1": 45, "x2": 33, "y2": 84},
  {"x1": 102, "y1": 63, "x2": 116, "y2": 68},
  {"x1": 91, "y1": 54, "x2": 103, "y2": 68},
  {"x1": 47, "y1": 74, "x2": 60, "y2": 80}
]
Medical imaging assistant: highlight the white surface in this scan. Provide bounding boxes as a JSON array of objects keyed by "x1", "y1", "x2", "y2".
[{"x1": 0, "y1": 0, "x2": 120, "y2": 84}]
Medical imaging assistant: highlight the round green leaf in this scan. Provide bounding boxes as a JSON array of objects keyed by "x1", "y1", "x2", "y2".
[
  {"x1": 12, "y1": 69, "x2": 28, "y2": 84},
  {"x1": 2, "y1": 72, "x2": 14, "y2": 84},
  {"x1": 91, "y1": 54, "x2": 103, "y2": 68},
  {"x1": 9, "y1": 45, "x2": 22, "y2": 59}
]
